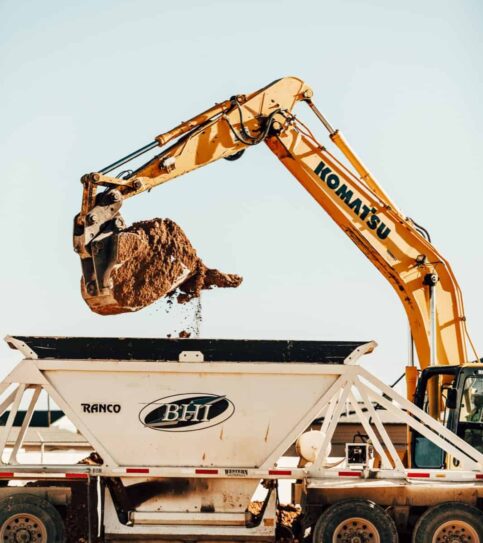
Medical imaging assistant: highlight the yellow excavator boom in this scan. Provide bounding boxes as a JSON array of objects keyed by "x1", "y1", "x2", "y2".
[{"x1": 74, "y1": 76, "x2": 477, "y2": 374}]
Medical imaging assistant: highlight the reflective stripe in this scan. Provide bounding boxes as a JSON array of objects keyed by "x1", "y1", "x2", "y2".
[{"x1": 338, "y1": 471, "x2": 362, "y2": 477}]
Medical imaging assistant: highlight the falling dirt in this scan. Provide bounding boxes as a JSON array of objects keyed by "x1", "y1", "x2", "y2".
[{"x1": 90, "y1": 218, "x2": 242, "y2": 315}]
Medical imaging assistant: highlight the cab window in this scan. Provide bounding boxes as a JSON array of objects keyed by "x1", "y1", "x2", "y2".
[
  {"x1": 458, "y1": 375, "x2": 483, "y2": 454},
  {"x1": 459, "y1": 376, "x2": 483, "y2": 423}
]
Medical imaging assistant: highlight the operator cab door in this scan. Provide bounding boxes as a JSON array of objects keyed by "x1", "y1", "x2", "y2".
[
  {"x1": 411, "y1": 365, "x2": 483, "y2": 469},
  {"x1": 453, "y1": 368, "x2": 483, "y2": 465},
  {"x1": 411, "y1": 366, "x2": 458, "y2": 469}
]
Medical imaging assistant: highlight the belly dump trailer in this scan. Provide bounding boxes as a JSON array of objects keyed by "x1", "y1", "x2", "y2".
[{"x1": 0, "y1": 337, "x2": 481, "y2": 543}]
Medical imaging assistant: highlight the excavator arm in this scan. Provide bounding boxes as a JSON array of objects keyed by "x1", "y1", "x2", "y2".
[
  {"x1": 74, "y1": 78, "x2": 312, "y2": 314},
  {"x1": 74, "y1": 76, "x2": 475, "y2": 373}
]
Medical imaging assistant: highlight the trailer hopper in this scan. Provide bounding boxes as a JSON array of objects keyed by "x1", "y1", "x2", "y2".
[{"x1": 3, "y1": 337, "x2": 373, "y2": 469}]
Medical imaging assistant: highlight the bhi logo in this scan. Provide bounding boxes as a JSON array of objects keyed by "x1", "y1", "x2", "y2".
[{"x1": 139, "y1": 393, "x2": 235, "y2": 432}]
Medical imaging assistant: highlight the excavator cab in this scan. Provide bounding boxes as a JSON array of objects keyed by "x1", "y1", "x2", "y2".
[{"x1": 411, "y1": 365, "x2": 483, "y2": 468}]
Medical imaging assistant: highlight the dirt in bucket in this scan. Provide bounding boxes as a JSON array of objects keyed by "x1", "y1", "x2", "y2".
[{"x1": 94, "y1": 218, "x2": 242, "y2": 315}]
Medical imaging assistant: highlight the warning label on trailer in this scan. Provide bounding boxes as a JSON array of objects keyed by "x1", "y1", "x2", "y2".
[{"x1": 225, "y1": 469, "x2": 248, "y2": 477}]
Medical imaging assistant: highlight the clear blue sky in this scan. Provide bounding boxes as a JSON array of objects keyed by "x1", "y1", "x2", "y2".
[{"x1": 0, "y1": 0, "x2": 482, "y2": 387}]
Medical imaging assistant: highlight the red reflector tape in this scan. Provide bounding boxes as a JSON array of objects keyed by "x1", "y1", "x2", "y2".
[
  {"x1": 126, "y1": 468, "x2": 150, "y2": 474},
  {"x1": 66, "y1": 473, "x2": 88, "y2": 479},
  {"x1": 408, "y1": 472, "x2": 430, "y2": 478},
  {"x1": 195, "y1": 469, "x2": 218, "y2": 475},
  {"x1": 476, "y1": 474, "x2": 483, "y2": 480},
  {"x1": 268, "y1": 470, "x2": 292, "y2": 476},
  {"x1": 338, "y1": 471, "x2": 362, "y2": 477},
  {"x1": 0, "y1": 472, "x2": 14, "y2": 478}
]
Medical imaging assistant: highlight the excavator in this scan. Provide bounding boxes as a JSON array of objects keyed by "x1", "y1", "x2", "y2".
[{"x1": 73, "y1": 77, "x2": 482, "y2": 469}]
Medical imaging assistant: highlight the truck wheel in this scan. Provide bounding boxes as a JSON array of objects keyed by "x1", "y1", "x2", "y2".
[
  {"x1": 313, "y1": 499, "x2": 398, "y2": 543},
  {"x1": 0, "y1": 493, "x2": 65, "y2": 543},
  {"x1": 412, "y1": 502, "x2": 482, "y2": 543}
]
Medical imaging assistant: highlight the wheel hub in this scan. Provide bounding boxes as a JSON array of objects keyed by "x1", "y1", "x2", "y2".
[
  {"x1": 432, "y1": 519, "x2": 479, "y2": 543},
  {"x1": 0, "y1": 513, "x2": 48, "y2": 543},
  {"x1": 15, "y1": 529, "x2": 31, "y2": 543},
  {"x1": 333, "y1": 517, "x2": 380, "y2": 543}
]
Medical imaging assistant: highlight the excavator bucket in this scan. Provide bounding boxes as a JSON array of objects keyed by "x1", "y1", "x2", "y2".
[{"x1": 79, "y1": 218, "x2": 242, "y2": 315}]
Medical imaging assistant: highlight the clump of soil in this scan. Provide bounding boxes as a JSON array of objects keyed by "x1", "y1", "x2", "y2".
[
  {"x1": 278, "y1": 503, "x2": 302, "y2": 528},
  {"x1": 249, "y1": 501, "x2": 302, "y2": 541},
  {"x1": 88, "y1": 218, "x2": 242, "y2": 315},
  {"x1": 78, "y1": 451, "x2": 103, "y2": 465}
]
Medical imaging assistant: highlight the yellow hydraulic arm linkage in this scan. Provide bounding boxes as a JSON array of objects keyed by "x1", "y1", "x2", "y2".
[{"x1": 74, "y1": 77, "x2": 478, "y2": 386}]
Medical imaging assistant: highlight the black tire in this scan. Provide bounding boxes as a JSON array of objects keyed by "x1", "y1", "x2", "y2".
[
  {"x1": 313, "y1": 499, "x2": 398, "y2": 543},
  {"x1": 412, "y1": 501, "x2": 483, "y2": 543},
  {"x1": 0, "y1": 493, "x2": 65, "y2": 543}
]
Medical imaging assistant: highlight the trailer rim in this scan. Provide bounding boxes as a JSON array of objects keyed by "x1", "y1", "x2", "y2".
[
  {"x1": 412, "y1": 502, "x2": 483, "y2": 543},
  {"x1": 332, "y1": 516, "x2": 380, "y2": 543},
  {"x1": 431, "y1": 519, "x2": 478, "y2": 543},
  {"x1": 0, "y1": 494, "x2": 65, "y2": 543},
  {"x1": 0, "y1": 512, "x2": 48, "y2": 543},
  {"x1": 313, "y1": 499, "x2": 398, "y2": 543}
]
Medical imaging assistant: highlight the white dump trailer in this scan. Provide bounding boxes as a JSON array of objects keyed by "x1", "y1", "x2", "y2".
[{"x1": 0, "y1": 336, "x2": 482, "y2": 543}]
